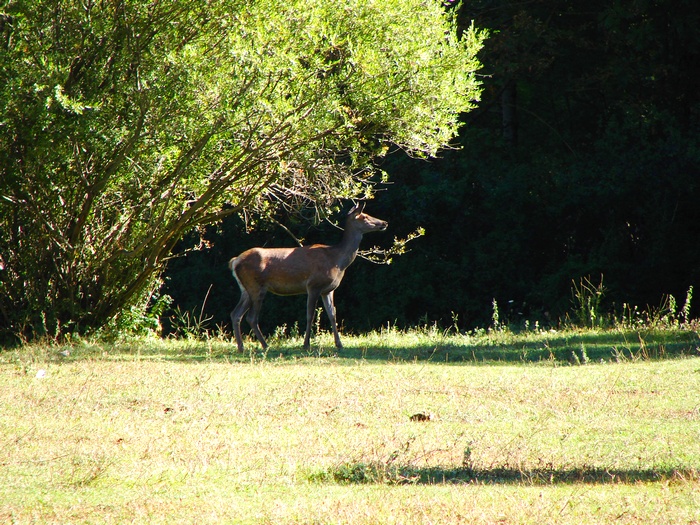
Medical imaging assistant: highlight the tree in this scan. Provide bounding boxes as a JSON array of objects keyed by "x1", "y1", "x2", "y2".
[{"x1": 0, "y1": 0, "x2": 484, "y2": 340}]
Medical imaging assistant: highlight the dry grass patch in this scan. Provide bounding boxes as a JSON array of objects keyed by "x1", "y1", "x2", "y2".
[{"x1": 1, "y1": 335, "x2": 699, "y2": 523}]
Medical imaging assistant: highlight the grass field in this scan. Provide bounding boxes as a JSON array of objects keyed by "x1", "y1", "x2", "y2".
[{"x1": 1, "y1": 327, "x2": 699, "y2": 524}]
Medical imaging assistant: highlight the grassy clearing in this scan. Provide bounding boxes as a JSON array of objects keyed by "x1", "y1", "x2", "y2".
[{"x1": 1, "y1": 328, "x2": 700, "y2": 524}]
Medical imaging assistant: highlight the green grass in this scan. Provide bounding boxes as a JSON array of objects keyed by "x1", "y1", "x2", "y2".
[{"x1": 1, "y1": 327, "x2": 699, "y2": 524}]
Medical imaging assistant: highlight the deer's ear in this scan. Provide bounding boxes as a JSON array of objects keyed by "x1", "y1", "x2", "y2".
[{"x1": 348, "y1": 201, "x2": 365, "y2": 216}]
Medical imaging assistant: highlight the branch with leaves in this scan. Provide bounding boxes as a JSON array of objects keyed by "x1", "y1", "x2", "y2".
[{"x1": 359, "y1": 227, "x2": 426, "y2": 265}]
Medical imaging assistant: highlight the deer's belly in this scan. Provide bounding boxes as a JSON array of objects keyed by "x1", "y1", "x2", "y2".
[
  {"x1": 267, "y1": 276, "x2": 341, "y2": 296},
  {"x1": 268, "y1": 282, "x2": 308, "y2": 296}
]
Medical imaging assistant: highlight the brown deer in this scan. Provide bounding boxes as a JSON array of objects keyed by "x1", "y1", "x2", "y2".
[{"x1": 229, "y1": 202, "x2": 388, "y2": 352}]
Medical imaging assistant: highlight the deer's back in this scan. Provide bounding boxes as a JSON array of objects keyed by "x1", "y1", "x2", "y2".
[{"x1": 232, "y1": 245, "x2": 344, "y2": 296}]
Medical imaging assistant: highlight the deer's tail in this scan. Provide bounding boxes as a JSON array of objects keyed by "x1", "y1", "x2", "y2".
[{"x1": 228, "y1": 256, "x2": 245, "y2": 291}]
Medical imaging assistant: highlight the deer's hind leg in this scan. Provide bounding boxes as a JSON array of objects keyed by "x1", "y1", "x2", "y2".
[
  {"x1": 231, "y1": 291, "x2": 252, "y2": 352},
  {"x1": 246, "y1": 287, "x2": 268, "y2": 350}
]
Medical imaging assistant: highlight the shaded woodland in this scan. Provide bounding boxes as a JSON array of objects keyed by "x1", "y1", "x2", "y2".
[{"x1": 166, "y1": 0, "x2": 700, "y2": 333}]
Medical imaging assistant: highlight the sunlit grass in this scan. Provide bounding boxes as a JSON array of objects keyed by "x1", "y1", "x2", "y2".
[
  {"x1": 1, "y1": 328, "x2": 699, "y2": 523},
  {"x1": 6, "y1": 324, "x2": 698, "y2": 365}
]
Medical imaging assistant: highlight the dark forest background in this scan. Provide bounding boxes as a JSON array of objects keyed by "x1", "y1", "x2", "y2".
[{"x1": 164, "y1": 0, "x2": 700, "y2": 335}]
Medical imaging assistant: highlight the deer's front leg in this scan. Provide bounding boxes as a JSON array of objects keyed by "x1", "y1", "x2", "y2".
[
  {"x1": 304, "y1": 290, "x2": 321, "y2": 350},
  {"x1": 321, "y1": 291, "x2": 342, "y2": 349}
]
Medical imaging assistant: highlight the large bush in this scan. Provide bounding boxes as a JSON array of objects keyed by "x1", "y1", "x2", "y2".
[{"x1": 0, "y1": 0, "x2": 484, "y2": 340}]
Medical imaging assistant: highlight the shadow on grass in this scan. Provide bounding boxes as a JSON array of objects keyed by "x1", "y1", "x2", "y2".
[
  {"x1": 236, "y1": 328, "x2": 700, "y2": 365},
  {"x1": 329, "y1": 338, "x2": 699, "y2": 365},
  {"x1": 308, "y1": 462, "x2": 700, "y2": 486},
  {"x1": 4, "y1": 328, "x2": 698, "y2": 366}
]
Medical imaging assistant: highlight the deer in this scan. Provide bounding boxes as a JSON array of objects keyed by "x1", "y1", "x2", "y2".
[{"x1": 229, "y1": 202, "x2": 388, "y2": 352}]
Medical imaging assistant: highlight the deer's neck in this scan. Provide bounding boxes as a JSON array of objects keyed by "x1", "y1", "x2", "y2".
[{"x1": 334, "y1": 228, "x2": 363, "y2": 270}]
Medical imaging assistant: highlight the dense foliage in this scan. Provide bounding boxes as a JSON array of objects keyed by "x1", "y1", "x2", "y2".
[
  {"x1": 0, "y1": 0, "x2": 484, "y2": 340},
  {"x1": 165, "y1": 0, "x2": 700, "y2": 335}
]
